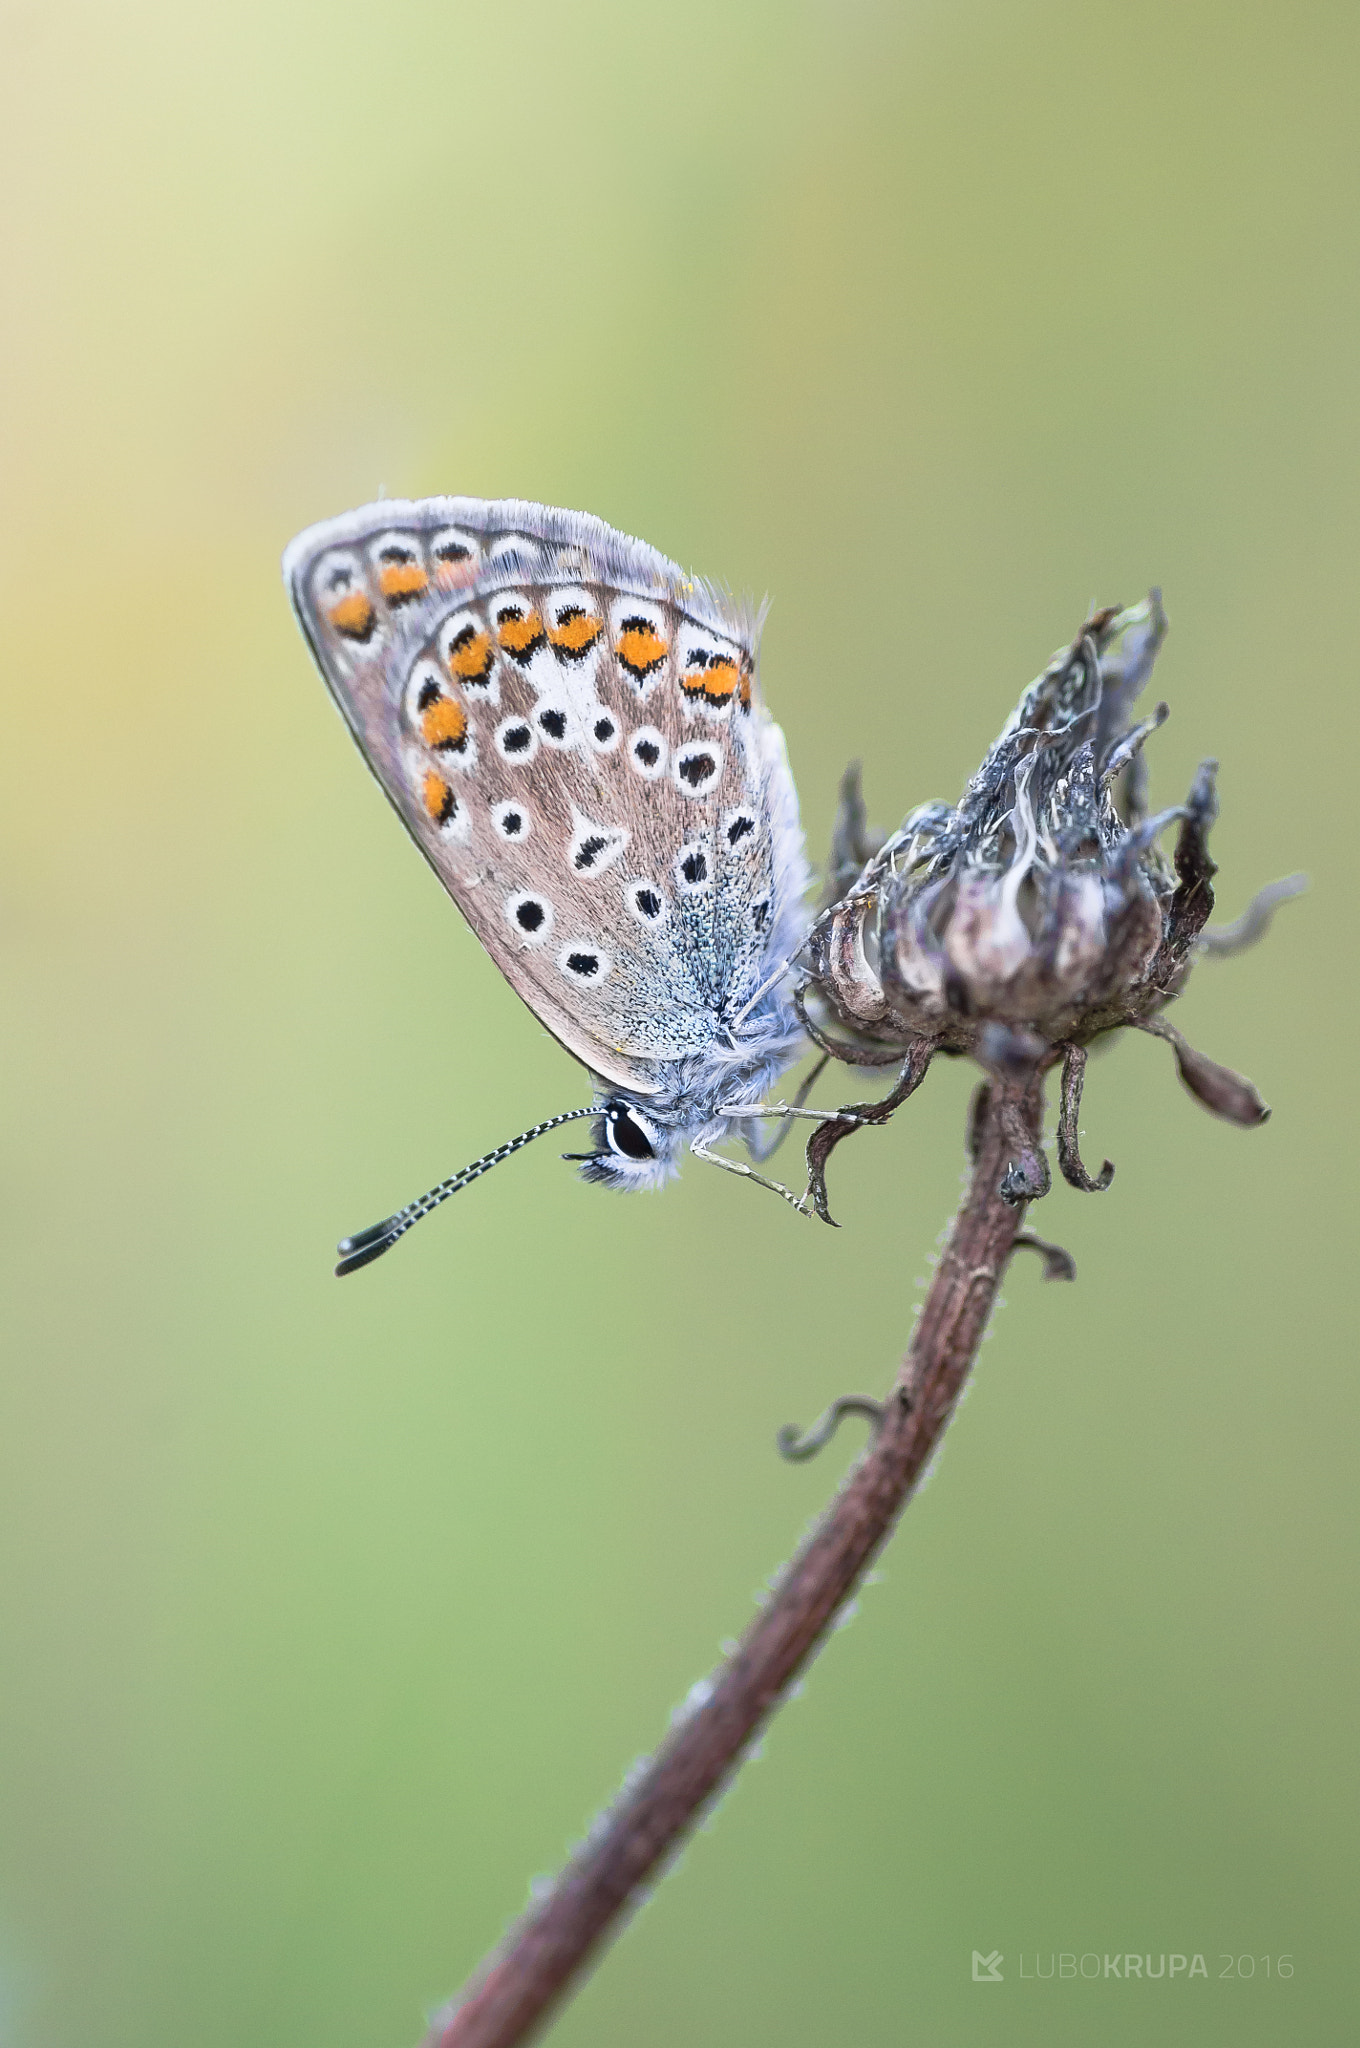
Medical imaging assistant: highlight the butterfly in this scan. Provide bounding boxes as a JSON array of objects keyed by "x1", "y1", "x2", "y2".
[{"x1": 283, "y1": 497, "x2": 833, "y2": 1272}]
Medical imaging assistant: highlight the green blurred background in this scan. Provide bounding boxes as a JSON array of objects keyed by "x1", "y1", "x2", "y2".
[{"x1": 3, "y1": 3, "x2": 1355, "y2": 2043}]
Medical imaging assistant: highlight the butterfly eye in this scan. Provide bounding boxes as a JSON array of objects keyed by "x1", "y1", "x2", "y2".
[
  {"x1": 604, "y1": 1103, "x2": 658, "y2": 1162},
  {"x1": 494, "y1": 596, "x2": 547, "y2": 664},
  {"x1": 569, "y1": 816, "x2": 629, "y2": 876},
  {"x1": 420, "y1": 770, "x2": 467, "y2": 838},
  {"x1": 677, "y1": 630, "x2": 741, "y2": 716},
  {"x1": 441, "y1": 614, "x2": 496, "y2": 695},
  {"x1": 614, "y1": 613, "x2": 668, "y2": 682},
  {"x1": 319, "y1": 553, "x2": 376, "y2": 642}
]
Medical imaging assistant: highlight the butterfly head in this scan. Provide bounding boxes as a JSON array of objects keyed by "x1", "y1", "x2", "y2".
[{"x1": 566, "y1": 1099, "x2": 683, "y2": 1190}]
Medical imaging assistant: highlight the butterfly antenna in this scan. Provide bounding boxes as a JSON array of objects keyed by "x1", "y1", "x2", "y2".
[{"x1": 334, "y1": 1106, "x2": 599, "y2": 1276}]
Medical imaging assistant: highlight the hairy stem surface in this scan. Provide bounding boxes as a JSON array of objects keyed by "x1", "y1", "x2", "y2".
[{"x1": 424, "y1": 1075, "x2": 1039, "y2": 2048}]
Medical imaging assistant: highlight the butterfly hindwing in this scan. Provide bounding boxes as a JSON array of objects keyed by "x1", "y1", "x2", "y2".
[{"x1": 284, "y1": 498, "x2": 801, "y2": 1094}]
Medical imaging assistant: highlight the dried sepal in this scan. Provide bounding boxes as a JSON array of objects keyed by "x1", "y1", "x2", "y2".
[
  {"x1": 1056, "y1": 1042, "x2": 1115, "y2": 1191},
  {"x1": 1092, "y1": 588, "x2": 1169, "y2": 766},
  {"x1": 1199, "y1": 874, "x2": 1307, "y2": 958},
  {"x1": 820, "y1": 761, "x2": 887, "y2": 910},
  {"x1": 1135, "y1": 1016, "x2": 1270, "y2": 1127},
  {"x1": 792, "y1": 984, "x2": 904, "y2": 1068},
  {"x1": 1144, "y1": 760, "x2": 1217, "y2": 995},
  {"x1": 809, "y1": 895, "x2": 890, "y2": 1029},
  {"x1": 1101, "y1": 701, "x2": 1169, "y2": 789},
  {"x1": 803, "y1": 1038, "x2": 933, "y2": 1225},
  {"x1": 1011, "y1": 1230, "x2": 1078, "y2": 1282}
]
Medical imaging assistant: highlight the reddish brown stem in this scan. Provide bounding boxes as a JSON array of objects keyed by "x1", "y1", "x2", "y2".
[{"x1": 423, "y1": 1074, "x2": 1041, "y2": 2048}]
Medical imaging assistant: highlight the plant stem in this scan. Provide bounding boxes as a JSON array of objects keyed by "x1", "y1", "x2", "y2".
[{"x1": 423, "y1": 1073, "x2": 1039, "y2": 2048}]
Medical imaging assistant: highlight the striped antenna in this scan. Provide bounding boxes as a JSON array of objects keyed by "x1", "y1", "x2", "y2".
[{"x1": 335, "y1": 1105, "x2": 599, "y2": 1276}]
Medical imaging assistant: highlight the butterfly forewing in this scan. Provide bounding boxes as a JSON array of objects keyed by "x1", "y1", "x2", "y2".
[{"x1": 285, "y1": 499, "x2": 797, "y2": 1095}]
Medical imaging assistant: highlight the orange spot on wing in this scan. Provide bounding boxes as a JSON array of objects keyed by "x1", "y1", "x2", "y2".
[
  {"x1": 616, "y1": 621, "x2": 668, "y2": 677},
  {"x1": 422, "y1": 771, "x2": 456, "y2": 826},
  {"x1": 329, "y1": 591, "x2": 376, "y2": 641},
  {"x1": 378, "y1": 560, "x2": 428, "y2": 603},
  {"x1": 420, "y1": 696, "x2": 468, "y2": 751},
  {"x1": 496, "y1": 608, "x2": 545, "y2": 658},
  {"x1": 448, "y1": 626, "x2": 493, "y2": 682},
  {"x1": 701, "y1": 656, "x2": 740, "y2": 703},
  {"x1": 739, "y1": 663, "x2": 752, "y2": 711},
  {"x1": 548, "y1": 607, "x2": 603, "y2": 657}
]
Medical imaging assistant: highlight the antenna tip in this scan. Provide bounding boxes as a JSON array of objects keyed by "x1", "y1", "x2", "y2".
[{"x1": 334, "y1": 1215, "x2": 399, "y2": 1277}]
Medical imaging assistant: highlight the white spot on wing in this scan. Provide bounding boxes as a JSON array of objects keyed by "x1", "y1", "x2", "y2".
[
  {"x1": 534, "y1": 699, "x2": 577, "y2": 749},
  {"x1": 567, "y1": 810, "x2": 630, "y2": 878},
  {"x1": 495, "y1": 715, "x2": 539, "y2": 763},
  {"x1": 504, "y1": 891, "x2": 554, "y2": 946},
  {"x1": 673, "y1": 740, "x2": 724, "y2": 797},
  {"x1": 628, "y1": 726, "x2": 667, "y2": 778},
  {"x1": 557, "y1": 941, "x2": 612, "y2": 984},
  {"x1": 492, "y1": 799, "x2": 533, "y2": 843},
  {"x1": 626, "y1": 879, "x2": 670, "y2": 926},
  {"x1": 675, "y1": 840, "x2": 712, "y2": 892},
  {"x1": 488, "y1": 534, "x2": 546, "y2": 575},
  {"x1": 584, "y1": 704, "x2": 621, "y2": 752}
]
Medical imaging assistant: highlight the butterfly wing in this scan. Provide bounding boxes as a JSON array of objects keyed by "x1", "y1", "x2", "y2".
[{"x1": 284, "y1": 498, "x2": 807, "y2": 1097}]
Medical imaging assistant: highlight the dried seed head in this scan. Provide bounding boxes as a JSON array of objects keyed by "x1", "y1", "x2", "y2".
[
  {"x1": 804, "y1": 593, "x2": 1299, "y2": 1213},
  {"x1": 860, "y1": 596, "x2": 1181, "y2": 1041}
]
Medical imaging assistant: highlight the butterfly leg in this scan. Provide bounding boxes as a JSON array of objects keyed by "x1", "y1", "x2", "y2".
[
  {"x1": 735, "y1": 1098, "x2": 874, "y2": 1172},
  {"x1": 738, "y1": 1101, "x2": 873, "y2": 1127},
  {"x1": 741, "y1": 1054, "x2": 831, "y2": 1164},
  {"x1": 689, "y1": 1137, "x2": 815, "y2": 1219}
]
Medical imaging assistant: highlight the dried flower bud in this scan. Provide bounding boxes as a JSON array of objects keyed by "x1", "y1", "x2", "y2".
[{"x1": 802, "y1": 595, "x2": 1301, "y2": 1219}]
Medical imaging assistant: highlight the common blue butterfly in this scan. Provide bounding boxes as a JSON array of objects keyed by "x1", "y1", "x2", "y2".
[{"x1": 284, "y1": 499, "x2": 827, "y2": 1270}]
